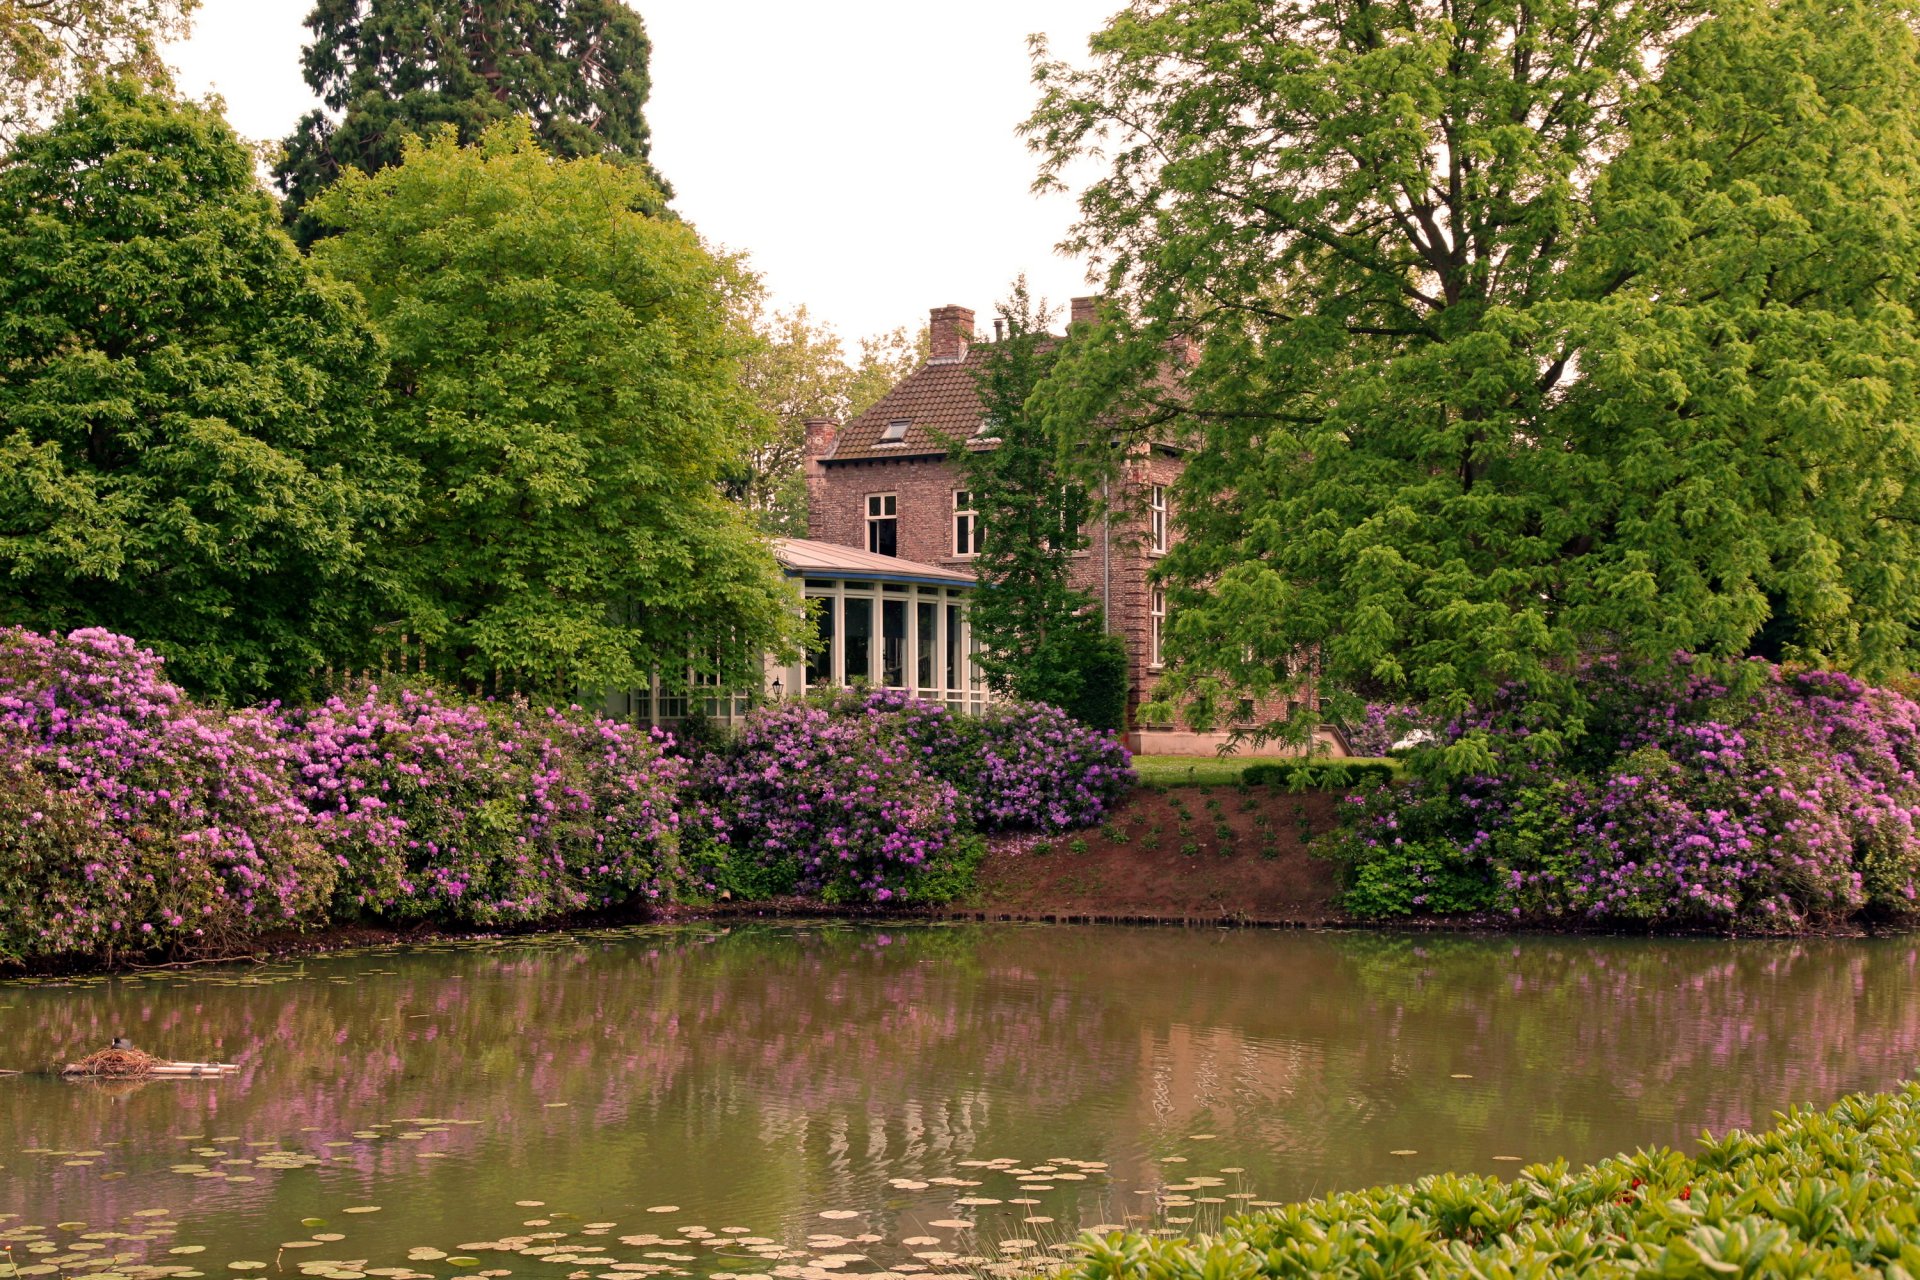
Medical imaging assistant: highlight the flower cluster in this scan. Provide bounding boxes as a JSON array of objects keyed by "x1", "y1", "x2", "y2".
[
  {"x1": 282, "y1": 687, "x2": 686, "y2": 926},
  {"x1": 0, "y1": 628, "x2": 333, "y2": 963},
  {"x1": 699, "y1": 698, "x2": 961, "y2": 902},
  {"x1": 1329, "y1": 661, "x2": 1920, "y2": 928}
]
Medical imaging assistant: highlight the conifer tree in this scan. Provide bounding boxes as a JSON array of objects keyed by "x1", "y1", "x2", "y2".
[{"x1": 276, "y1": 0, "x2": 669, "y2": 243}]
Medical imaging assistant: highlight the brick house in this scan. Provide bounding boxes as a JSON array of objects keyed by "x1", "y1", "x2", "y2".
[{"x1": 800, "y1": 300, "x2": 1340, "y2": 757}]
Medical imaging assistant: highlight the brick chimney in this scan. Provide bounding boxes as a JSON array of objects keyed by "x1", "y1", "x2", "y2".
[
  {"x1": 802, "y1": 416, "x2": 838, "y2": 536},
  {"x1": 928, "y1": 305, "x2": 974, "y2": 364},
  {"x1": 1070, "y1": 295, "x2": 1099, "y2": 329}
]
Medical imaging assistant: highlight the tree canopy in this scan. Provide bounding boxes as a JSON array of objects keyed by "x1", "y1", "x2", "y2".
[
  {"x1": 731, "y1": 305, "x2": 924, "y2": 536},
  {"x1": 309, "y1": 119, "x2": 798, "y2": 698},
  {"x1": 1028, "y1": 0, "x2": 1920, "y2": 766},
  {"x1": 0, "y1": 0, "x2": 195, "y2": 144},
  {"x1": 275, "y1": 0, "x2": 670, "y2": 243},
  {"x1": 0, "y1": 80, "x2": 408, "y2": 699}
]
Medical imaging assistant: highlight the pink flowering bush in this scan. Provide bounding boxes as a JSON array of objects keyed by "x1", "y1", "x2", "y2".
[
  {"x1": 283, "y1": 687, "x2": 685, "y2": 926},
  {"x1": 1328, "y1": 662, "x2": 1920, "y2": 929},
  {"x1": 700, "y1": 698, "x2": 961, "y2": 902},
  {"x1": 0, "y1": 628, "x2": 333, "y2": 964}
]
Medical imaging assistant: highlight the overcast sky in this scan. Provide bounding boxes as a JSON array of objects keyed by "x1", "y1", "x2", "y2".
[{"x1": 166, "y1": 0, "x2": 1119, "y2": 344}]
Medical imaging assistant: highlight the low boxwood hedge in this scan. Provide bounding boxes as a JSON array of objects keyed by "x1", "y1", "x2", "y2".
[
  {"x1": 1240, "y1": 760, "x2": 1398, "y2": 790},
  {"x1": 1064, "y1": 1084, "x2": 1920, "y2": 1280}
]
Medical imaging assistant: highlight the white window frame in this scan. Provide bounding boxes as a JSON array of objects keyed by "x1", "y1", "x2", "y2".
[
  {"x1": 865, "y1": 493, "x2": 898, "y2": 556},
  {"x1": 1149, "y1": 484, "x2": 1168, "y2": 554},
  {"x1": 952, "y1": 489, "x2": 980, "y2": 557},
  {"x1": 1150, "y1": 586, "x2": 1167, "y2": 669}
]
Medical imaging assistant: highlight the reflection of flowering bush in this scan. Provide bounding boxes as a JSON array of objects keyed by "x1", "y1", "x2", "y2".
[
  {"x1": 284, "y1": 689, "x2": 685, "y2": 926},
  {"x1": 1329, "y1": 662, "x2": 1920, "y2": 928},
  {"x1": 0, "y1": 628, "x2": 332, "y2": 963}
]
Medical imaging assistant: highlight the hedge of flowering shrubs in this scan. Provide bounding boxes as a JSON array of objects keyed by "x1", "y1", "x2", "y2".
[
  {"x1": 0, "y1": 629, "x2": 333, "y2": 964},
  {"x1": 283, "y1": 689, "x2": 686, "y2": 926},
  {"x1": 692, "y1": 689, "x2": 1133, "y2": 903},
  {"x1": 1327, "y1": 662, "x2": 1920, "y2": 929},
  {"x1": 1066, "y1": 1084, "x2": 1920, "y2": 1280},
  {"x1": 0, "y1": 629, "x2": 1133, "y2": 964}
]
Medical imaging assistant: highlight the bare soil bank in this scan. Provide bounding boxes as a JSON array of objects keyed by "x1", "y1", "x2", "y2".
[{"x1": 957, "y1": 785, "x2": 1349, "y2": 925}]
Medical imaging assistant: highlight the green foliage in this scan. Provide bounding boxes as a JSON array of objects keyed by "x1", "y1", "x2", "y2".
[
  {"x1": 732, "y1": 305, "x2": 925, "y2": 536},
  {"x1": 1028, "y1": 0, "x2": 1920, "y2": 760},
  {"x1": 275, "y1": 0, "x2": 669, "y2": 244},
  {"x1": 0, "y1": 0, "x2": 195, "y2": 144},
  {"x1": 1242, "y1": 761, "x2": 1400, "y2": 791},
  {"x1": 309, "y1": 121, "x2": 800, "y2": 698},
  {"x1": 0, "y1": 82, "x2": 407, "y2": 700},
  {"x1": 1064, "y1": 1084, "x2": 1920, "y2": 1280},
  {"x1": 954, "y1": 279, "x2": 1123, "y2": 727},
  {"x1": 903, "y1": 831, "x2": 986, "y2": 905}
]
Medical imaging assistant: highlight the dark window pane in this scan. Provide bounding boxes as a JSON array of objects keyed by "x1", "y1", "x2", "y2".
[
  {"x1": 882, "y1": 599, "x2": 907, "y2": 688},
  {"x1": 946, "y1": 603, "x2": 961, "y2": 692},
  {"x1": 917, "y1": 601, "x2": 937, "y2": 689},
  {"x1": 806, "y1": 596, "x2": 834, "y2": 686},
  {"x1": 868, "y1": 518, "x2": 897, "y2": 557},
  {"x1": 844, "y1": 597, "x2": 873, "y2": 685}
]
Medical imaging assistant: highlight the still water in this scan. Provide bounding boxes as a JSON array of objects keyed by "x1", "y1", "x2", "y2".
[{"x1": 3, "y1": 924, "x2": 1918, "y2": 1278}]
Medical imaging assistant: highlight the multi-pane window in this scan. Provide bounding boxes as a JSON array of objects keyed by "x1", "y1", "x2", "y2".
[
  {"x1": 952, "y1": 490, "x2": 980, "y2": 557},
  {"x1": 1149, "y1": 485, "x2": 1168, "y2": 553},
  {"x1": 866, "y1": 493, "x2": 897, "y2": 556},
  {"x1": 1150, "y1": 587, "x2": 1167, "y2": 668}
]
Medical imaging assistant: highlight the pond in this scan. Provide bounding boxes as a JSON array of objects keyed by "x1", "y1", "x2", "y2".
[{"x1": 4, "y1": 924, "x2": 1918, "y2": 1280}]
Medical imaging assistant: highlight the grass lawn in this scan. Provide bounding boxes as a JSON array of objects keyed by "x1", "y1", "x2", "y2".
[{"x1": 1130, "y1": 754, "x2": 1400, "y2": 787}]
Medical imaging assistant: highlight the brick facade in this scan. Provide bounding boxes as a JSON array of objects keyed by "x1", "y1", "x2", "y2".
[{"x1": 802, "y1": 303, "x2": 1337, "y2": 758}]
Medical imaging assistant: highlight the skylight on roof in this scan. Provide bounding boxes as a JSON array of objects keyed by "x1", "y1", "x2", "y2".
[{"x1": 880, "y1": 418, "x2": 911, "y2": 442}]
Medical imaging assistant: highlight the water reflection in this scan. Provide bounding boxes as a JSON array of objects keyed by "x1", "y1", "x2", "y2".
[{"x1": 2, "y1": 925, "x2": 1916, "y2": 1276}]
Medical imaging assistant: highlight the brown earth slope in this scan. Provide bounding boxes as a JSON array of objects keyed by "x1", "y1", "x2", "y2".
[{"x1": 960, "y1": 785, "x2": 1349, "y2": 924}]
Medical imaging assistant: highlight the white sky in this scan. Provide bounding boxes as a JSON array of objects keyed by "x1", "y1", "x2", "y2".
[{"x1": 166, "y1": 0, "x2": 1119, "y2": 343}]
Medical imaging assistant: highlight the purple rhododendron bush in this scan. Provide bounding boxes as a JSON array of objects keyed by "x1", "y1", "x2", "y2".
[
  {"x1": 283, "y1": 688, "x2": 687, "y2": 926},
  {"x1": 695, "y1": 690, "x2": 1133, "y2": 903},
  {"x1": 1327, "y1": 662, "x2": 1920, "y2": 930},
  {"x1": 0, "y1": 629, "x2": 334, "y2": 965}
]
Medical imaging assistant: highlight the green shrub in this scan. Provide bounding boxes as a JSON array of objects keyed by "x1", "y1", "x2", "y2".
[
  {"x1": 1062, "y1": 1084, "x2": 1920, "y2": 1280},
  {"x1": 1242, "y1": 760, "x2": 1398, "y2": 789},
  {"x1": 903, "y1": 832, "x2": 986, "y2": 904}
]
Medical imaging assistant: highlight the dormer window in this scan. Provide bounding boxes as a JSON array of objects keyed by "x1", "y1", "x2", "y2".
[{"x1": 880, "y1": 418, "x2": 910, "y2": 443}]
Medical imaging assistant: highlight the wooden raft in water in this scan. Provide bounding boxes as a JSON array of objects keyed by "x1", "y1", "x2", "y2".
[{"x1": 60, "y1": 1048, "x2": 238, "y2": 1079}]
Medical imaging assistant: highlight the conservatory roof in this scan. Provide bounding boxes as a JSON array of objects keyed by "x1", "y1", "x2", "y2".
[{"x1": 773, "y1": 538, "x2": 976, "y2": 589}]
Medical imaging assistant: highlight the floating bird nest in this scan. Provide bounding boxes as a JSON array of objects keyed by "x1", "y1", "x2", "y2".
[{"x1": 61, "y1": 1048, "x2": 236, "y2": 1079}]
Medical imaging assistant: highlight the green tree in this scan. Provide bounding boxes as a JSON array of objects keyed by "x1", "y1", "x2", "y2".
[
  {"x1": 275, "y1": 0, "x2": 670, "y2": 244},
  {"x1": 0, "y1": 0, "x2": 196, "y2": 144},
  {"x1": 731, "y1": 304, "x2": 924, "y2": 536},
  {"x1": 309, "y1": 119, "x2": 798, "y2": 698},
  {"x1": 0, "y1": 81, "x2": 407, "y2": 699},
  {"x1": 953, "y1": 281, "x2": 1128, "y2": 730},
  {"x1": 1027, "y1": 0, "x2": 1920, "y2": 766}
]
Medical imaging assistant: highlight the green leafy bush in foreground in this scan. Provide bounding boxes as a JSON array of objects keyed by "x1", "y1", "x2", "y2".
[{"x1": 1065, "y1": 1084, "x2": 1920, "y2": 1280}]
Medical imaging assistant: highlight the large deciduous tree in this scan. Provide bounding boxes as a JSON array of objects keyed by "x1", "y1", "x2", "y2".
[
  {"x1": 0, "y1": 81, "x2": 408, "y2": 700},
  {"x1": 1027, "y1": 0, "x2": 1920, "y2": 767},
  {"x1": 0, "y1": 0, "x2": 196, "y2": 144},
  {"x1": 275, "y1": 0, "x2": 670, "y2": 243},
  {"x1": 309, "y1": 120, "x2": 798, "y2": 698}
]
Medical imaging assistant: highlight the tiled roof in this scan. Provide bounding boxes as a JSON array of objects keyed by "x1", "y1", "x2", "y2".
[
  {"x1": 827, "y1": 341, "x2": 1052, "y2": 462},
  {"x1": 773, "y1": 538, "x2": 976, "y2": 587}
]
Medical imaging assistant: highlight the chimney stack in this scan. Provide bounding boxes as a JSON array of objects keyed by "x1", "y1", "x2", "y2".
[
  {"x1": 803, "y1": 416, "x2": 838, "y2": 458},
  {"x1": 1070, "y1": 295, "x2": 1100, "y2": 329},
  {"x1": 928, "y1": 305, "x2": 975, "y2": 363},
  {"x1": 801, "y1": 417, "x2": 838, "y2": 538}
]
